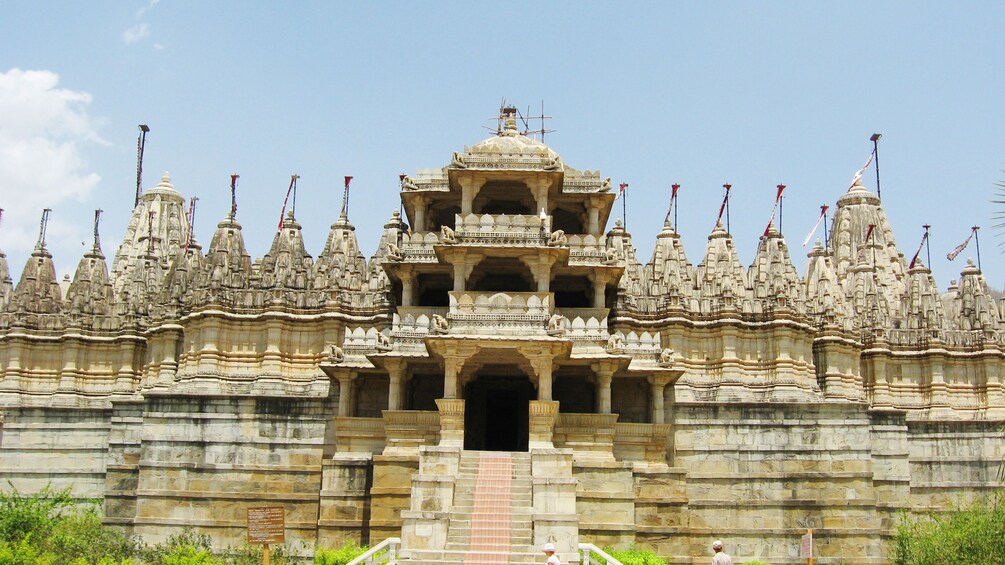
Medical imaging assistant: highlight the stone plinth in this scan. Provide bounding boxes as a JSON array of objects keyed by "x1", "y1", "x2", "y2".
[
  {"x1": 529, "y1": 400, "x2": 559, "y2": 449},
  {"x1": 435, "y1": 398, "x2": 464, "y2": 447}
]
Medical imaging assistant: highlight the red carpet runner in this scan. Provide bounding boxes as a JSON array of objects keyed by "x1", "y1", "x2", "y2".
[{"x1": 463, "y1": 452, "x2": 513, "y2": 565}]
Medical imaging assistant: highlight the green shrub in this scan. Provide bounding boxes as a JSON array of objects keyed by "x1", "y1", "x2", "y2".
[
  {"x1": 0, "y1": 537, "x2": 56, "y2": 565},
  {"x1": 742, "y1": 561, "x2": 773, "y2": 565},
  {"x1": 892, "y1": 497, "x2": 1005, "y2": 565},
  {"x1": 0, "y1": 483, "x2": 75, "y2": 543},
  {"x1": 602, "y1": 545, "x2": 667, "y2": 565},
  {"x1": 46, "y1": 505, "x2": 138, "y2": 564},
  {"x1": 219, "y1": 543, "x2": 300, "y2": 565},
  {"x1": 315, "y1": 540, "x2": 368, "y2": 565},
  {"x1": 161, "y1": 545, "x2": 221, "y2": 565}
]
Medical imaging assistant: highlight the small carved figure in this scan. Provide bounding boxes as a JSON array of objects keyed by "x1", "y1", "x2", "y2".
[
  {"x1": 451, "y1": 151, "x2": 467, "y2": 169},
  {"x1": 327, "y1": 344, "x2": 344, "y2": 363},
  {"x1": 440, "y1": 225, "x2": 457, "y2": 244},
  {"x1": 606, "y1": 334, "x2": 624, "y2": 352},
  {"x1": 547, "y1": 313, "x2": 566, "y2": 335},
  {"x1": 386, "y1": 243, "x2": 403, "y2": 261},
  {"x1": 548, "y1": 229, "x2": 568, "y2": 246},
  {"x1": 543, "y1": 156, "x2": 562, "y2": 171},
  {"x1": 432, "y1": 314, "x2": 449, "y2": 333},
  {"x1": 599, "y1": 177, "x2": 613, "y2": 192},
  {"x1": 375, "y1": 332, "x2": 392, "y2": 351},
  {"x1": 401, "y1": 175, "x2": 418, "y2": 190},
  {"x1": 658, "y1": 347, "x2": 675, "y2": 368},
  {"x1": 605, "y1": 247, "x2": 620, "y2": 263}
]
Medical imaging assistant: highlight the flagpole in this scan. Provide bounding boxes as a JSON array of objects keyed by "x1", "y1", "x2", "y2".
[
  {"x1": 779, "y1": 187, "x2": 784, "y2": 235},
  {"x1": 973, "y1": 225, "x2": 982, "y2": 271},
  {"x1": 725, "y1": 184, "x2": 731, "y2": 234},
  {"x1": 673, "y1": 184, "x2": 679, "y2": 228},
  {"x1": 871, "y1": 133, "x2": 882, "y2": 199},
  {"x1": 923, "y1": 224, "x2": 931, "y2": 267},
  {"x1": 823, "y1": 207, "x2": 829, "y2": 249},
  {"x1": 135, "y1": 125, "x2": 150, "y2": 208}
]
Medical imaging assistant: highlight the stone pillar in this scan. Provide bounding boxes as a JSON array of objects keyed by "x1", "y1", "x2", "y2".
[
  {"x1": 436, "y1": 398, "x2": 465, "y2": 447},
  {"x1": 648, "y1": 376, "x2": 670, "y2": 424},
  {"x1": 400, "y1": 268, "x2": 415, "y2": 307},
  {"x1": 528, "y1": 400, "x2": 560, "y2": 449},
  {"x1": 531, "y1": 356, "x2": 554, "y2": 401},
  {"x1": 386, "y1": 360, "x2": 407, "y2": 411},
  {"x1": 587, "y1": 204, "x2": 600, "y2": 236},
  {"x1": 592, "y1": 277, "x2": 606, "y2": 308},
  {"x1": 443, "y1": 355, "x2": 463, "y2": 399},
  {"x1": 336, "y1": 371, "x2": 357, "y2": 417},
  {"x1": 592, "y1": 365, "x2": 615, "y2": 414},
  {"x1": 414, "y1": 197, "x2": 429, "y2": 232},
  {"x1": 459, "y1": 177, "x2": 485, "y2": 215},
  {"x1": 531, "y1": 178, "x2": 550, "y2": 214},
  {"x1": 520, "y1": 255, "x2": 556, "y2": 294}
]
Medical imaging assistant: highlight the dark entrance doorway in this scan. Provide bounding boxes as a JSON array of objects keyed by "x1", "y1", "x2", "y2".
[{"x1": 463, "y1": 374, "x2": 534, "y2": 451}]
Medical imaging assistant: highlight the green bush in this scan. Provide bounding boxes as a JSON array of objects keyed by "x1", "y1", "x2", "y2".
[
  {"x1": 0, "y1": 537, "x2": 56, "y2": 565},
  {"x1": 315, "y1": 540, "x2": 368, "y2": 565},
  {"x1": 602, "y1": 545, "x2": 668, "y2": 565},
  {"x1": 742, "y1": 561, "x2": 773, "y2": 565},
  {"x1": 218, "y1": 543, "x2": 300, "y2": 565},
  {"x1": 0, "y1": 482, "x2": 75, "y2": 543},
  {"x1": 893, "y1": 497, "x2": 1005, "y2": 565}
]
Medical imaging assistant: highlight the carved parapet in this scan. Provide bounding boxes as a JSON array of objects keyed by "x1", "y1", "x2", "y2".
[
  {"x1": 553, "y1": 413, "x2": 618, "y2": 462},
  {"x1": 334, "y1": 417, "x2": 386, "y2": 454},
  {"x1": 453, "y1": 213, "x2": 548, "y2": 245},
  {"x1": 382, "y1": 410, "x2": 440, "y2": 455},
  {"x1": 447, "y1": 291, "x2": 553, "y2": 336},
  {"x1": 614, "y1": 422, "x2": 672, "y2": 466}
]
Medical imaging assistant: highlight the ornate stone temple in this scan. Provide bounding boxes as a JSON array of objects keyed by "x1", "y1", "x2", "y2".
[{"x1": 1, "y1": 108, "x2": 1003, "y2": 564}]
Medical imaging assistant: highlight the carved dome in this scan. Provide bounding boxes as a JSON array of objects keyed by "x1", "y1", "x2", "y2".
[{"x1": 465, "y1": 115, "x2": 560, "y2": 161}]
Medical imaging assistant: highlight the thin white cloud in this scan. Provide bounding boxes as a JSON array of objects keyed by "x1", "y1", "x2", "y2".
[
  {"x1": 123, "y1": 23, "x2": 151, "y2": 44},
  {"x1": 136, "y1": 0, "x2": 160, "y2": 18},
  {"x1": 0, "y1": 69, "x2": 102, "y2": 263}
]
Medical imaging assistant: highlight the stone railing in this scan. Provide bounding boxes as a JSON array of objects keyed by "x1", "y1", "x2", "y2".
[
  {"x1": 554, "y1": 308, "x2": 610, "y2": 342},
  {"x1": 566, "y1": 234, "x2": 610, "y2": 264},
  {"x1": 400, "y1": 232, "x2": 440, "y2": 262},
  {"x1": 453, "y1": 213, "x2": 549, "y2": 245},
  {"x1": 456, "y1": 152, "x2": 559, "y2": 171},
  {"x1": 447, "y1": 291, "x2": 552, "y2": 335},
  {"x1": 393, "y1": 307, "x2": 449, "y2": 337}
]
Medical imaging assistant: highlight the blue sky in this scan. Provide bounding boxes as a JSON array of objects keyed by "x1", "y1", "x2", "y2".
[{"x1": 2, "y1": 2, "x2": 1004, "y2": 291}]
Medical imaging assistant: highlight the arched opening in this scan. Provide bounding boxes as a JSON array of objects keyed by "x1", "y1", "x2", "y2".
[
  {"x1": 431, "y1": 205, "x2": 460, "y2": 231},
  {"x1": 552, "y1": 206, "x2": 585, "y2": 234},
  {"x1": 463, "y1": 366, "x2": 534, "y2": 452},
  {"x1": 474, "y1": 181, "x2": 535, "y2": 215},
  {"x1": 554, "y1": 367, "x2": 595, "y2": 413},
  {"x1": 417, "y1": 273, "x2": 452, "y2": 307}
]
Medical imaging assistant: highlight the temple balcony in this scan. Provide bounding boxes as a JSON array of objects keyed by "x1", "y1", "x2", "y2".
[
  {"x1": 444, "y1": 291, "x2": 554, "y2": 336},
  {"x1": 450, "y1": 213, "x2": 550, "y2": 246}
]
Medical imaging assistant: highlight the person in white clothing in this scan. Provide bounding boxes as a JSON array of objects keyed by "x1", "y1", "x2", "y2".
[
  {"x1": 711, "y1": 540, "x2": 733, "y2": 565},
  {"x1": 542, "y1": 543, "x2": 562, "y2": 565}
]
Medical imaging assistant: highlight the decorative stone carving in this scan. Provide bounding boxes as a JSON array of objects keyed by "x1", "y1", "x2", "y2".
[
  {"x1": 547, "y1": 313, "x2": 566, "y2": 335},
  {"x1": 431, "y1": 314, "x2": 449, "y2": 334},
  {"x1": 327, "y1": 344, "x2": 345, "y2": 363},
  {"x1": 440, "y1": 225, "x2": 456, "y2": 244},
  {"x1": 548, "y1": 229, "x2": 568, "y2": 246},
  {"x1": 386, "y1": 243, "x2": 403, "y2": 262},
  {"x1": 658, "y1": 348, "x2": 675, "y2": 368}
]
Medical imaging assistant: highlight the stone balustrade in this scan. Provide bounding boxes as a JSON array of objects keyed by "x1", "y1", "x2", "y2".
[
  {"x1": 566, "y1": 234, "x2": 610, "y2": 264},
  {"x1": 453, "y1": 213, "x2": 549, "y2": 245},
  {"x1": 393, "y1": 307, "x2": 450, "y2": 337},
  {"x1": 447, "y1": 291, "x2": 552, "y2": 335},
  {"x1": 334, "y1": 416, "x2": 385, "y2": 454},
  {"x1": 555, "y1": 308, "x2": 610, "y2": 342}
]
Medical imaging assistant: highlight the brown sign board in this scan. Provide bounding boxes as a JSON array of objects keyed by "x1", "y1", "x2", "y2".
[
  {"x1": 247, "y1": 507, "x2": 285, "y2": 545},
  {"x1": 800, "y1": 532, "x2": 813, "y2": 558}
]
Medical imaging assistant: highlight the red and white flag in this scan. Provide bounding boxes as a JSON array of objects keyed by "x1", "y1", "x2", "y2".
[
  {"x1": 848, "y1": 148, "x2": 875, "y2": 191},
  {"x1": 614, "y1": 182, "x2": 628, "y2": 201},
  {"x1": 947, "y1": 227, "x2": 977, "y2": 261},
  {"x1": 909, "y1": 230, "x2": 929, "y2": 269},
  {"x1": 714, "y1": 183, "x2": 732, "y2": 229},
  {"x1": 802, "y1": 205, "x2": 829, "y2": 247},
  {"x1": 665, "y1": 183, "x2": 680, "y2": 223},
  {"x1": 763, "y1": 184, "x2": 786, "y2": 236},
  {"x1": 864, "y1": 224, "x2": 876, "y2": 244},
  {"x1": 277, "y1": 175, "x2": 298, "y2": 231}
]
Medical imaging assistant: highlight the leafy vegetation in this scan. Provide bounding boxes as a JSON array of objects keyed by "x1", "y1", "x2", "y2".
[
  {"x1": 601, "y1": 545, "x2": 668, "y2": 565},
  {"x1": 0, "y1": 483, "x2": 333, "y2": 565},
  {"x1": 314, "y1": 540, "x2": 368, "y2": 565},
  {"x1": 893, "y1": 497, "x2": 1005, "y2": 565}
]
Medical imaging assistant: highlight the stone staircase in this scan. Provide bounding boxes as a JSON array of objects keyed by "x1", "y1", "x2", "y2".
[{"x1": 406, "y1": 451, "x2": 541, "y2": 565}]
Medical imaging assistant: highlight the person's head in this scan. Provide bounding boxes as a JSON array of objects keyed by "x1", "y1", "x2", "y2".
[
  {"x1": 712, "y1": 540, "x2": 724, "y2": 553},
  {"x1": 543, "y1": 543, "x2": 556, "y2": 555}
]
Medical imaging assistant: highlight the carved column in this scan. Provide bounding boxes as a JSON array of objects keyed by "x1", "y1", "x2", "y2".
[
  {"x1": 400, "y1": 267, "x2": 415, "y2": 307},
  {"x1": 414, "y1": 196, "x2": 430, "y2": 232},
  {"x1": 648, "y1": 375, "x2": 671, "y2": 424},
  {"x1": 529, "y1": 177, "x2": 551, "y2": 215},
  {"x1": 587, "y1": 200, "x2": 600, "y2": 236},
  {"x1": 520, "y1": 255, "x2": 557, "y2": 293},
  {"x1": 336, "y1": 371, "x2": 358, "y2": 417},
  {"x1": 452, "y1": 251, "x2": 478, "y2": 292},
  {"x1": 528, "y1": 400, "x2": 559, "y2": 449},
  {"x1": 436, "y1": 398, "x2": 465, "y2": 447},
  {"x1": 591, "y1": 362, "x2": 617, "y2": 414},
  {"x1": 530, "y1": 355, "x2": 555, "y2": 401},
  {"x1": 459, "y1": 176, "x2": 486, "y2": 215},
  {"x1": 385, "y1": 359, "x2": 407, "y2": 411},
  {"x1": 443, "y1": 354, "x2": 464, "y2": 399}
]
